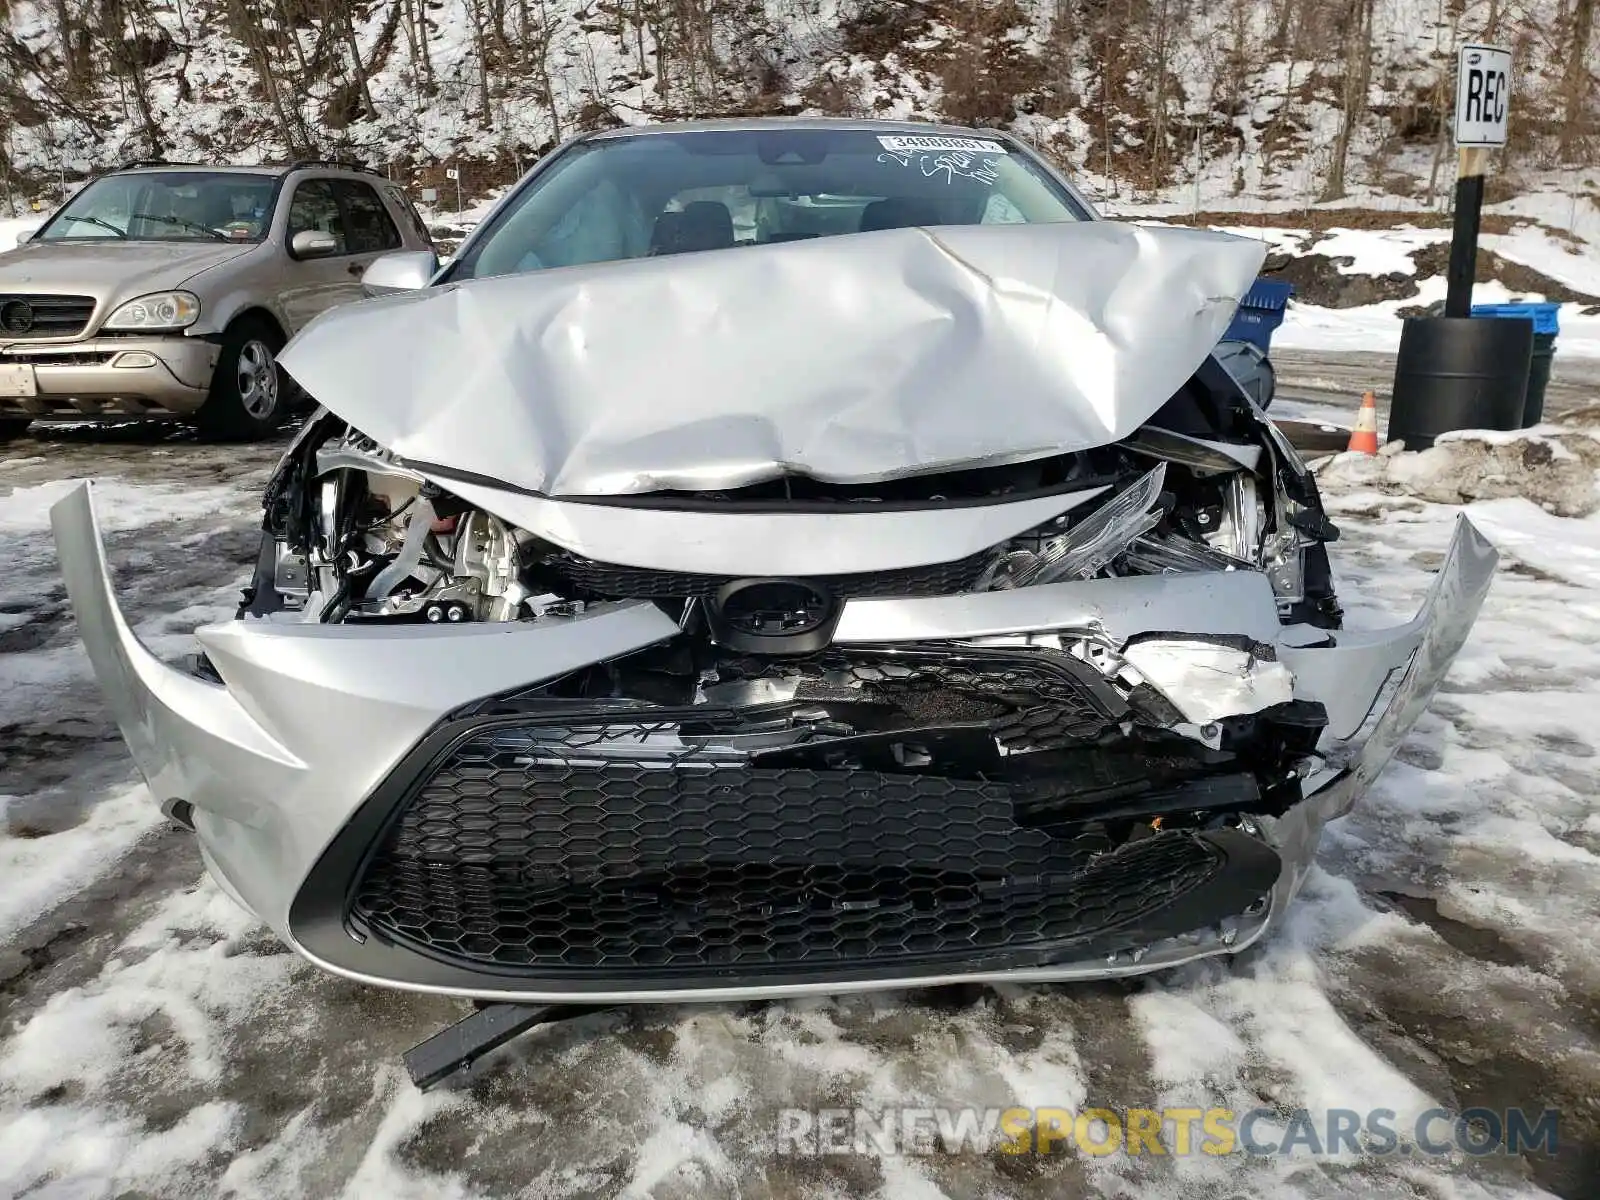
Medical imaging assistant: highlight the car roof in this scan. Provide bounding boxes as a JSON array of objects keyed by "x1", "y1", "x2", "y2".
[{"x1": 584, "y1": 116, "x2": 1023, "y2": 141}]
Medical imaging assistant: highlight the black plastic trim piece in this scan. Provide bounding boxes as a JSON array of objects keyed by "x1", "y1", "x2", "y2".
[
  {"x1": 706, "y1": 577, "x2": 841, "y2": 655},
  {"x1": 397, "y1": 457, "x2": 1124, "y2": 515},
  {"x1": 404, "y1": 1002, "x2": 612, "y2": 1090},
  {"x1": 288, "y1": 709, "x2": 1284, "y2": 994}
]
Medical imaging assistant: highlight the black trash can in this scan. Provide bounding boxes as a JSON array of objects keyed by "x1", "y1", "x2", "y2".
[
  {"x1": 1389, "y1": 316, "x2": 1533, "y2": 450},
  {"x1": 1526, "y1": 332, "x2": 1557, "y2": 425},
  {"x1": 1471, "y1": 302, "x2": 1562, "y2": 426}
]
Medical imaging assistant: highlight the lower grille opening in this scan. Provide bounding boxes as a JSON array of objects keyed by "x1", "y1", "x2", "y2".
[
  {"x1": 319, "y1": 642, "x2": 1316, "y2": 987},
  {"x1": 346, "y1": 741, "x2": 1286, "y2": 982},
  {"x1": 352, "y1": 775, "x2": 1234, "y2": 973}
]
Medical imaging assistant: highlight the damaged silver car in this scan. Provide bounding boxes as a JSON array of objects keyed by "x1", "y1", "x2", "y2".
[{"x1": 54, "y1": 121, "x2": 1496, "y2": 1033}]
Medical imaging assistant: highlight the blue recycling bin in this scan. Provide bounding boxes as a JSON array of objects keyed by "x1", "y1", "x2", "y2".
[
  {"x1": 1223, "y1": 278, "x2": 1295, "y2": 353},
  {"x1": 1470, "y1": 301, "x2": 1561, "y2": 425}
]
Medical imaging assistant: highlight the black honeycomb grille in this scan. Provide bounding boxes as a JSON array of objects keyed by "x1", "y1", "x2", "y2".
[
  {"x1": 537, "y1": 547, "x2": 993, "y2": 599},
  {"x1": 348, "y1": 724, "x2": 1230, "y2": 977}
]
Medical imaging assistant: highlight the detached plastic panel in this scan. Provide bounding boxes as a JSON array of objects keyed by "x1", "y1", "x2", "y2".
[{"x1": 1223, "y1": 278, "x2": 1295, "y2": 353}]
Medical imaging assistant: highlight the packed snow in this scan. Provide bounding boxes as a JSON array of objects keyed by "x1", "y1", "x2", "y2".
[
  {"x1": 1462, "y1": 499, "x2": 1600, "y2": 590},
  {"x1": 0, "y1": 217, "x2": 42, "y2": 252}
]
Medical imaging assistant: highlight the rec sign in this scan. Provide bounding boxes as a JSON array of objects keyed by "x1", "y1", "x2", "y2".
[{"x1": 1455, "y1": 44, "x2": 1512, "y2": 146}]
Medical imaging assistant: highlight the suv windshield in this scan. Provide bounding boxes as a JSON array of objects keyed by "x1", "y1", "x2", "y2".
[
  {"x1": 37, "y1": 171, "x2": 278, "y2": 243},
  {"x1": 449, "y1": 128, "x2": 1090, "y2": 281}
]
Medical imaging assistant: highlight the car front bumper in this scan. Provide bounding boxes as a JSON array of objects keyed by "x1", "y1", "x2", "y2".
[
  {"x1": 51, "y1": 482, "x2": 1498, "y2": 1002},
  {"x1": 0, "y1": 335, "x2": 217, "y2": 418}
]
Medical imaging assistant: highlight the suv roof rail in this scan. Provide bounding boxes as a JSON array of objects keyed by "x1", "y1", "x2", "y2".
[
  {"x1": 118, "y1": 158, "x2": 202, "y2": 169},
  {"x1": 284, "y1": 157, "x2": 370, "y2": 174}
]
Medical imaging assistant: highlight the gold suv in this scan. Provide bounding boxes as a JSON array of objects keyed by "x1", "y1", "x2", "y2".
[{"x1": 0, "y1": 158, "x2": 434, "y2": 439}]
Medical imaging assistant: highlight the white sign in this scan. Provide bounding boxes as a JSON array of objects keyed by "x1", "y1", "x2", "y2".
[
  {"x1": 1455, "y1": 44, "x2": 1512, "y2": 146},
  {"x1": 876, "y1": 135, "x2": 1008, "y2": 155},
  {"x1": 444, "y1": 167, "x2": 459, "y2": 180},
  {"x1": 420, "y1": 187, "x2": 438, "y2": 203}
]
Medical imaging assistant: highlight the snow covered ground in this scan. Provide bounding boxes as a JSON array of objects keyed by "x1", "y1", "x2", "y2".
[
  {"x1": 1277, "y1": 292, "x2": 1600, "y2": 360},
  {"x1": 1276, "y1": 284, "x2": 1600, "y2": 361},
  {"x1": 2, "y1": 419, "x2": 1597, "y2": 1199},
  {"x1": 1178, "y1": 222, "x2": 1600, "y2": 360},
  {"x1": 0, "y1": 216, "x2": 44, "y2": 252}
]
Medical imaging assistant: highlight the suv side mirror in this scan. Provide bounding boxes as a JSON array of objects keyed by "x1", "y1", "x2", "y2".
[
  {"x1": 361, "y1": 250, "x2": 438, "y2": 296},
  {"x1": 11, "y1": 228, "x2": 33, "y2": 246},
  {"x1": 291, "y1": 229, "x2": 339, "y2": 259}
]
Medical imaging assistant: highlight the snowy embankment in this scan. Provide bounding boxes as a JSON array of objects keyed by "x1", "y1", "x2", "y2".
[{"x1": 1190, "y1": 218, "x2": 1600, "y2": 359}]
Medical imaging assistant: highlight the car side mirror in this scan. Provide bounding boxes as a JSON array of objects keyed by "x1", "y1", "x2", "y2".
[
  {"x1": 361, "y1": 250, "x2": 438, "y2": 297},
  {"x1": 291, "y1": 229, "x2": 339, "y2": 259},
  {"x1": 11, "y1": 229, "x2": 32, "y2": 246}
]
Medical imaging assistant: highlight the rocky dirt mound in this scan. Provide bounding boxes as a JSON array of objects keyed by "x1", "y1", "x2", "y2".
[
  {"x1": 1313, "y1": 418, "x2": 1600, "y2": 517},
  {"x1": 1270, "y1": 242, "x2": 1600, "y2": 310}
]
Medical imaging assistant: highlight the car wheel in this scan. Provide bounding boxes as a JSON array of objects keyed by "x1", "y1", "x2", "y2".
[
  {"x1": 0, "y1": 417, "x2": 32, "y2": 442},
  {"x1": 196, "y1": 318, "x2": 287, "y2": 440}
]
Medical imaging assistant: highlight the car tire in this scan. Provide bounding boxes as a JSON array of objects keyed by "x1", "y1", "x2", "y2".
[
  {"x1": 0, "y1": 417, "x2": 32, "y2": 442},
  {"x1": 196, "y1": 317, "x2": 287, "y2": 440}
]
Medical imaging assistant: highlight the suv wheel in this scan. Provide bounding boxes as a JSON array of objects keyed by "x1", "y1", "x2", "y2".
[{"x1": 197, "y1": 318, "x2": 287, "y2": 440}]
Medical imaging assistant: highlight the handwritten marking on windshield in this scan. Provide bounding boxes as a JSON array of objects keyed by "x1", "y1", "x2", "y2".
[{"x1": 876, "y1": 150, "x2": 1002, "y2": 186}]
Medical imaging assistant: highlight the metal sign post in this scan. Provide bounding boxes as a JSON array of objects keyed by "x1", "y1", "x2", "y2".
[
  {"x1": 1390, "y1": 41, "x2": 1527, "y2": 450},
  {"x1": 1445, "y1": 44, "x2": 1512, "y2": 317}
]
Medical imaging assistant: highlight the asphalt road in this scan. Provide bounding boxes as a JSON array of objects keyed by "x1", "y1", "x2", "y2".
[{"x1": 1272, "y1": 349, "x2": 1600, "y2": 428}]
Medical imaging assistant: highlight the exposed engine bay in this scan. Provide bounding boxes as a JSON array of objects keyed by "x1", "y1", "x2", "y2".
[
  {"x1": 244, "y1": 366, "x2": 1343, "y2": 642},
  {"x1": 240, "y1": 376, "x2": 1346, "y2": 823}
]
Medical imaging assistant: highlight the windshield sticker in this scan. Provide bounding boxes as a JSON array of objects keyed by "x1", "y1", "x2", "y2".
[
  {"x1": 877, "y1": 148, "x2": 1003, "y2": 186},
  {"x1": 876, "y1": 135, "x2": 1008, "y2": 155}
]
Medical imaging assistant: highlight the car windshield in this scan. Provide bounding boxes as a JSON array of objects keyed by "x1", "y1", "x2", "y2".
[
  {"x1": 448, "y1": 128, "x2": 1091, "y2": 281},
  {"x1": 37, "y1": 171, "x2": 278, "y2": 243}
]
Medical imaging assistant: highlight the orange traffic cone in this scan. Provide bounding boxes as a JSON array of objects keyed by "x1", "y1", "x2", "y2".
[{"x1": 1347, "y1": 391, "x2": 1379, "y2": 454}]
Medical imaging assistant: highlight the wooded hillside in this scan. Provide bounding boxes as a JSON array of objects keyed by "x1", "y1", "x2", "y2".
[{"x1": 0, "y1": 0, "x2": 1593, "y2": 210}]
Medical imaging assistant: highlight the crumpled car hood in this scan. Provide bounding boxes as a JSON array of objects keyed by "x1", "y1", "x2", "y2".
[{"x1": 279, "y1": 221, "x2": 1266, "y2": 498}]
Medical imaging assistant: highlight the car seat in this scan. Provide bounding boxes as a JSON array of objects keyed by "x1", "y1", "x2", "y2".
[
  {"x1": 648, "y1": 211, "x2": 683, "y2": 255},
  {"x1": 650, "y1": 201, "x2": 735, "y2": 255},
  {"x1": 859, "y1": 197, "x2": 943, "y2": 232},
  {"x1": 678, "y1": 201, "x2": 734, "y2": 250},
  {"x1": 200, "y1": 188, "x2": 237, "y2": 231}
]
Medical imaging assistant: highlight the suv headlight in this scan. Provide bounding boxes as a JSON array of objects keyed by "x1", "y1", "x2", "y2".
[{"x1": 102, "y1": 291, "x2": 201, "y2": 331}]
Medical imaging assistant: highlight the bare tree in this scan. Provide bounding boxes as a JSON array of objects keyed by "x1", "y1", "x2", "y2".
[
  {"x1": 1322, "y1": 0, "x2": 1374, "y2": 199},
  {"x1": 1560, "y1": 0, "x2": 1596, "y2": 158},
  {"x1": 226, "y1": 0, "x2": 311, "y2": 151},
  {"x1": 515, "y1": 0, "x2": 563, "y2": 140}
]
